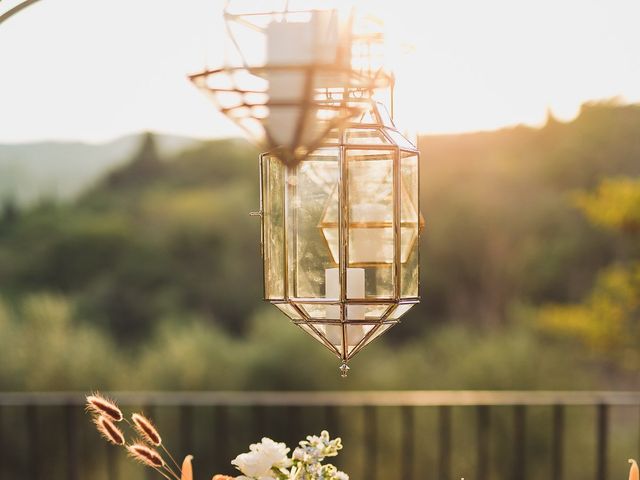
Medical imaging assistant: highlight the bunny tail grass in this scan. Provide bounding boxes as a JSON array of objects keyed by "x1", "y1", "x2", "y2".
[
  {"x1": 94, "y1": 415, "x2": 125, "y2": 445},
  {"x1": 132, "y1": 413, "x2": 162, "y2": 446},
  {"x1": 86, "y1": 393, "x2": 123, "y2": 422}
]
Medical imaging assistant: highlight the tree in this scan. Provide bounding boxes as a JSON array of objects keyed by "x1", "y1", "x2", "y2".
[
  {"x1": 0, "y1": 196, "x2": 19, "y2": 231},
  {"x1": 539, "y1": 177, "x2": 640, "y2": 368},
  {"x1": 103, "y1": 132, "x2": 164, "y2": 190}
]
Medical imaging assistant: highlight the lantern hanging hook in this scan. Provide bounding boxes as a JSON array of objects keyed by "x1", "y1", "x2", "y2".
[{"x1": 339, "y1": 361, "x2": 350, "y2": 378}]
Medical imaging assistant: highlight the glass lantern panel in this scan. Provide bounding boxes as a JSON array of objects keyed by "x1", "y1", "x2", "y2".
[
  {"x1": 346, "y1": 149, "x2": 395, "y2": 299},
  {"x1": 345, "y1": 324, "x2": 377, "y2": 355},
  {"x1": 346, "y1": 304, "x2": 393, "y2": 321},
  {"x1": 274, "y1": 303, "x2": 304, "y2": 320},
  {"x1": 313, "y1": 323, "x2": 345, "y2": 354},
  {"x1": 262, "y1": 155, "x2": 285, "y2": 299},
  {"x1": 344, "y1": 128, "x2": 391, "y2": 145},
  {"x1": 296, "y1": 323, "x2": 341, "y2": 357},
  {"x1": 387, "y1": 303, "x2": 415, "y2": 320},
  {"x1": 348, "y1": 322, "x2": 396, "y2": 358},
  {"x1": 287, "y1": 148, "x2": 340, "y2": 299},
  {"x1": 295, "y1": 303, "x2": 341, "y2": 320},
  {"x1": 362, "y1": 322, "x2": 394, "y2": 345},
  {"x1": 384, "y1": 128, "x2": 417, "y2": 150},
  {"x1": 400, "y1": 153, "x2": 419, "y2": 298}
]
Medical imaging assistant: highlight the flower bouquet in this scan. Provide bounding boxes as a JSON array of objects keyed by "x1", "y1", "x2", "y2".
[{"x1": 86, "y1": 393, "x2": 349, "y2": 480}]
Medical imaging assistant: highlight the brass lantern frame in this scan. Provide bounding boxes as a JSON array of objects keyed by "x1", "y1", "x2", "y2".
[
  {"x1": 257, "y1": 96, "x2": 421, "y2": 366},
  {"x1": 189, "y1": 65, "x2": 392, "y2": 166}
]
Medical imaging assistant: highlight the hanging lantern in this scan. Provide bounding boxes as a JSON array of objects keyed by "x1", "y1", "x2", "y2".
[
  {"x1": 259, "y1": 98, "x2": 422, "y2": 375},
  {"x1": 189, "y1": 0, "x2": 391, "y2": 167}
]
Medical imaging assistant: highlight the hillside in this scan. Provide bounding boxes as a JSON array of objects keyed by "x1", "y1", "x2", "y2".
[{"x1": 0, "y1": 133, "x2": 197, "y2": 204}]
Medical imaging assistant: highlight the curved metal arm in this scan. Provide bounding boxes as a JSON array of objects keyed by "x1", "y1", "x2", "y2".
[{"x1": 0, "y1": 0, "x2": 43, "y2": 26}]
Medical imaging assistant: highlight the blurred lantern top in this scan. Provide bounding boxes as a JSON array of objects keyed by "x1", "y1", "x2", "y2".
[{"x1": 189, "y1": 0, "x2": 393, "y2": 167}]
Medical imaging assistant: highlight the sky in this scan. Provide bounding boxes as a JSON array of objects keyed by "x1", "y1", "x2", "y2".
[{"x1": 1, "y1": 0, "x2": 639, "y2": 143}]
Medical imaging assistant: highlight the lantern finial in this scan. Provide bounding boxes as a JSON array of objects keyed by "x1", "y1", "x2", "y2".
[{"x1": 339, "y1": 362, "x2": 350, "y2": 378}]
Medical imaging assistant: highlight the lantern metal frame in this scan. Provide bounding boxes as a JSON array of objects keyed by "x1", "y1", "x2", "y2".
[
  {"x1": 0, "y1": 0, "x2": 42, "y2": 26},
  {"x1": 256, "y1": 95, "x2": 421, "y2": 366},
  {"x1": 189, "y1": 65, "x2": 392, "y2": 166}
]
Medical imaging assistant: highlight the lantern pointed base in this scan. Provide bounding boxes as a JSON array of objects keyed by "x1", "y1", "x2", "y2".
[{"x1": 339, "y1": 361, "x2": 350, "y2": 378}]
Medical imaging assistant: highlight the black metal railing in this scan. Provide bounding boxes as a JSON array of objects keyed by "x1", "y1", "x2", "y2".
[{"x1": 1, "y1": 391, "x2": 639, "y2": 480}]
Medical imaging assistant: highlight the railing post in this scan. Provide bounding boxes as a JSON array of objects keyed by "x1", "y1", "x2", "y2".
[
  {"x1": 26, "y1": 404, "x2": 39, "y2": 480},
  {"x1": 363, "y1": 406, "x2": 377, "y2": 480},
  {"x1": 106, "y1": 443, "x2": 118, "y2": 480},
  {"x1": 252, "y1": 405, "x2": 267, "y2": 438},
  {"x1": 214, "y1": 405, "x2": 229, "y2": 472},
  {"x1": 438, "y1": 406, "x2": 451, "y2": 480},
  {"x1": 596, "y1": 404, "x2": 608, "y2": 480},
  {"x1": 476, "y1": 406, "x2": 490, "y2": 480},
  {"x1": 180, "y1": 405, "x2": 194, "y2": 457},
  {"x1": 401, "y1": 406, "x2": 414, "y2": 480},
  {"x1": 65, "y1": 404, "x2": 78, "y2": 480},
  {"x1": 552, "y1": 405, "x2": 564, "y2": 480},
  {"x1": 0, "y1": 405, "x2": 4, "y2": 480},
  {"x1": 513, "y1": 405, "x2": 526, "y2": 480}
]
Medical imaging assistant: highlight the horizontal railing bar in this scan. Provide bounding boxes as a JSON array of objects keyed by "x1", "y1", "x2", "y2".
[{"x1": 1, "y1": 391, "x2": 640, "y2": 407}]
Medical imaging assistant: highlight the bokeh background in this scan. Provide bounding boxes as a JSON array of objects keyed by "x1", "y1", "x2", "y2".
[{"x1": 1, "y1": 0, "x2": 640, "y2": 479}]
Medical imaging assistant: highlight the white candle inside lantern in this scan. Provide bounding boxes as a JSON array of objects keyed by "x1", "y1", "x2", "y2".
[
  {"x1": 265, "y1": 10, "x2": 344, "y2": 148},
  {"x1": 325, "y1": 268, "x2": 366, "y2": 348},
  {"x1": 325, "y1": 267, "x2": 365, "y2": 301}
]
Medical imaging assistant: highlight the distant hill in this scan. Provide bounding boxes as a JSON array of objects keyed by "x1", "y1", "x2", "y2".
[{"x1": 0, "y1": 133, "x2": 198, "y2": 204}]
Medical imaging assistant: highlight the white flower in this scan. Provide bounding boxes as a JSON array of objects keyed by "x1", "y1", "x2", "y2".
[
  {"x1": 254, "y1": 437, "x2": 292, "y2": 469},
  {"x1": 292, "y1": 447, "x2": 305, "y2": 461},
  {"x1": 232, "y1": 450, "x2": 273, "y2": 478},
  {"x1": 235, "y1": 476, "x2": 276, "y2": 480},
  {"x1": 232, "y1": 437, "x2": 291, "y2": 479},
  {"x1": 334, "y1": 472, "x2": 349, "y2": 480}
]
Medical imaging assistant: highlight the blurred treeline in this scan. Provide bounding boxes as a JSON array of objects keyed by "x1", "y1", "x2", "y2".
[{"x1": 0, "y1": 100, "x2": 639, "y2": 391}]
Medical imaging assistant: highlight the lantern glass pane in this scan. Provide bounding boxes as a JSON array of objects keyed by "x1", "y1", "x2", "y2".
[
  {"x1": 357, "y1": 322, "x2": 394, "y2": 348},
  {"x1": 287, "y1": 148, "x2": 340, "y2": 299},
  {"x1": 346, "y1": 324, "x2": 377, "y2": 350},
  {"x1": 346, "y1": 304, "x2": 392, "y2": 321},
  {"x1": 314, "y1": 324, "x2": 344, "y2": 352},
  {"x1": 385, "y1": 128, "x2": 417, "y2": 150},
  {"x1": 295, "y1": 303, "x2": 340, "y2": 320},
  {"x1": 344, "y1": 128, "x2": 391, "y2": 145},
  {"x1": 297, "y1": 324, "x2": 340, "y2": 357},
  {"x1": 400, "y1": 153, "x2": 419, "y2": 298},
  {"x1": 346, "y1": 148, "x2": 395, "y2": 299},
  {"x1": 263, "y1": 155, "x2": 285, "y2": 299},
  {"x1": 274, "y1": 303, "x2": 304, "y2": 320},
  {"x1": 388, "y1": 303, "x2": 415, "y2": 320}
]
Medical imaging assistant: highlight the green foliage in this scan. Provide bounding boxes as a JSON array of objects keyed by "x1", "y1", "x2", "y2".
[
  {"x1": 539, "y1": 175, "x2": 640, "y2": 368},
  {"x1": 539, "y1": 264, "x2": 640, "y2": 367},
  {"x1": 574, "y1": 176, "x2": 640, "y2": 233},
  {"x1": 0, "y1": 294, "x2": 123, "y2": 390},
  {"x1": 0, "y1": 294, "x2": 593, "y2": 391}
]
